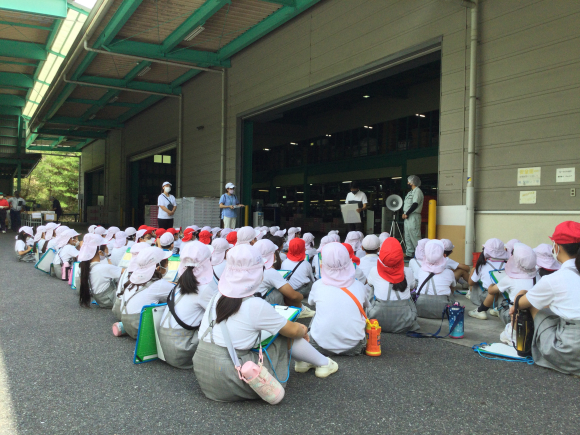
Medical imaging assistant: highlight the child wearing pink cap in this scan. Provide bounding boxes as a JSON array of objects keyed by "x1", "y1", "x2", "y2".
[
  {"x1": 112, "y1": 242, "x2": 151, "y2": 320},
  {"x1": 158, "y1": 241, "x2": 218, "y2": 369},
  {"x1": 468, "y1": 238, "x2": 509, "y2": 313},
  {"x1": 408, "y1": 238, "x2": 428, "y2": 289},
  {"x1": 194, "y1": 245, "x2": 337, "y2": 402},
  {"x1": 415, "y1": 240, "x2": 456, "y2": 319},
  {"x1": 52, "y1": 229, "x2": 81, "y2": 280},
  {"x1": 509, "y1": 221, "x2": 580, "y2": 375},
  {"x1": 469, "y1": 243, "x2": 537, "y2": 323},
  {"x1": 15, "y1": 227, "x2": 35, "y2": 262},
  {"x1": 441, "y1": 239, "x2": 470, "y2": 289},
  {"x1": 281, "y1": 238, "x2": 315, "y2": 296},
  {"x1": 110, "y1": 231, "x2": 128, "y2": 266},
  {"x1": 533, "y1": 243, "x2": 561, "y2": 281}
]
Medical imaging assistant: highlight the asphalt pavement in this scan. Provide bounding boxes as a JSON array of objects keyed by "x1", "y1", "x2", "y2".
[{"x1": 0, "y1": 233, "x2": 579, "y2": 434}]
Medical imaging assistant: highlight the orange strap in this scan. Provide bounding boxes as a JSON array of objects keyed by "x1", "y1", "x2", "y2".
[{"x1": 340, "y1": 287, "x2": 369, "y2": 324}]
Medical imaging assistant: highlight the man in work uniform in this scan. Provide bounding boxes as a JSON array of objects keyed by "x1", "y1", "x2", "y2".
[{"x1": 401, "y1": 175, "x2": 424, "y2": 259}]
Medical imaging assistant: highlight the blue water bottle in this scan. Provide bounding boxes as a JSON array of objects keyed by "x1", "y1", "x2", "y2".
[{"x1": 448, "y1": 302, "x2": 465, "y2": 339}]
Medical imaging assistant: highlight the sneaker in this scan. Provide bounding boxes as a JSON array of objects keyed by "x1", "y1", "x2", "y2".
[
  {"x1": 1, "y1": 230, "x2": 5, "y2": 233},
  {"x1": 298, "y1": 305, "x2": 315, "y2": 319},
  {"x1": 294, "y1": 361, "x2": 315, "y2": 373},
  {"x1": 468, "y1": 308, "x2": 487, "y2": 320},
  {"x1": 489, "y1": 308, "x2": 499, "y2": 317},
  {"x1": 315, "y1": 358, "x2": 339, "y2": 378}
]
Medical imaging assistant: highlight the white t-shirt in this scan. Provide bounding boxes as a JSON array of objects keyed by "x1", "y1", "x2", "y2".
[
  {"x1": 110, "y1": 246, "x2": 127, "y2": 266},
  {"x1": 127, "y1": 240, "x2": 135, "y2": 248},
  {"x1": 161, "y1": 281, "x2": 218, "y2": 329},
  {"x1": 123, "y1": 279, "x2": 175, "y2": 315},
  {"x1": 408, "y1": 259, "x2": 422, "y2": 288},
  {"x1": 173, "y1": 239, "x2": 181, "y2": 255},
  {"x1": 37, "y1": 239, "x2": 46, "y2": 252},
  {"x1": 157, "y1": 194, "x2": 176, "y2": 219},
  {"x1": 445, "y1": 257, "x2": 459, "y2": 271},
  {"x1": 306, "y1": 248, "x2": 317, "y2": 261},
  {"x1": 359, "y1": 254, "x2": 378, "y2": 278},
  {"x1": 355, "y1": 249, "x2": 366, "y2": 259},
  {"x1": 497, "y1": 275, "x2": 535, "y2": 303},
  {"x1": 256, "y1": 268, "x2": 288, "y2": 297},
  {"x1": 46, "y1": 239, "x2": 58, "y2": 251},
  {"x1": 308, "y1": 280, "x2": 369, "y2": 354},
  {"x1": 15, "y1": 240, "x2": 26, "y2": 253},
  {"x1": 471, "y1": 260, "x2": 506, "y2": 290},
  {"x1": 312, "y1": 252, "x2": 321, "y2": 279},
  {"x1": 54, "y1": 245, "x2": 80, "y2": 265},
  {"x1": 213, "y1": 261, "x2": 226, "y2": 279},
  {"x1": 417, "y1": 269, "x2": 456, "y2": 296},
  {"x1": 281, "y1": 258, "x2": 314, "y2": 292},
  {"x1": 526, "y1": 259, "x2": 580, "y2": 320},
  {"x1": 367, "y1": 267, "x2": 414, "y2": 301},
  {"x1": 90, "y1": 262, "x2": 123, "y2": 294},
  {"x1": 355, "y1": 265, "x2": 367, "y2": 284},
  {"x1": 345, "y1": 190, "x2": 368, "y2": 205},
  {"x1": 280, "y1": 252, "x2": 287, "y2": 261},
  {"x1": 199, "y1": 296, "x2": 287, "y2": 350}
]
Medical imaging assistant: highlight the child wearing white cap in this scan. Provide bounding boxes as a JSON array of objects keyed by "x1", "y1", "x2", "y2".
[
  {"x1": 112, "y1": 242, "x2": 150, "y2": 320},
  {"x1": 441, "y1": 239, "x2": 470, "y2": 289},
  {"x1": 408, "y1": 239, "x2": 428, "y2": 289},
  {"x1": 533, "y1": 243, "x2": 561, "y2": 281},
  {"x1": 210, "y1": 238, "x2": 231, "y2": 279},
  {"x1": 52, "y1": 229, "x2": 81, "y2": 280},
  {"x1": 15, "y1": 226, "x2": 35, "y2": 262},
  {"x1": 46, "y1": 225, "x2": 69, "y2": 252},
  {"x1": 110, "y1": 231, "x2": 128, "y2": 266},
  {"x1": 77, "y1": 234, "x2": 123, "y2": 308},
  {"x1": 359, "y1": 234, "x2": 380, "y2": 278},
  {"x1": 302, "y1": 233, "x2": 316, "y2": 262},
  {"x1": 468, "y1": 238, "x2": 509, "y2": 311},
  {"x1": 124, "y1": 227, "x2": 137, "y2": 247}
]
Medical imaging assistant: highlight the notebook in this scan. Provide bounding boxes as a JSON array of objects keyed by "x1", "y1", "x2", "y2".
[
  {"x1": 277, "y1": 270, "x2": 291, "y2": 279},
  {"x1": 490, "y1": 270, "x2": 507, "y2": 284},
  {"x1": 254, "y1": 305, "x2": 301, "y2": 350},
  {"x1": 163, "y1": 255, "x2": 180, "y2": 282},
  {"x1": 117, "y1": 247, "x2": 132, "y2": 269},
  {"x1": 133, "y1": 303, "x2": 167, "y2": 364},
  {"x1": 35, "y1": 248, "x2": 56, "y2": 274}
]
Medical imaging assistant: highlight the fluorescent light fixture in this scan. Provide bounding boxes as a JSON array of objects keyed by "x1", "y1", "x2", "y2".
[
  {"x1": 296, "y1": 192, "x2": 304, "y2": 194},
  {"x1": 340, "y1": 199, "x2": 346, "y2": 202},
  {"x1": 310, "y1": 183, "x2": 313, "y2": 185},
  {"x1": 325, "y1": 200, "x2": 334, "y2": 202},
  {"x1": 363, "y1": 95, "x2": 370, "y2": 98},
  {"x1": 392, "y1": 177, "x2": 402, "y2": 180},
  {"x1": 184, "y1": 26, "x2": 205, "y2": 41},
  {"x1": 259, "y1": 189, "x2": 269, "y2": 192},
  {"x1": 283, "y1": 195, "x2": 286, "y2": 199},
  {"x1": 342, "y1": 181, "x2": 352, "y2": 183},
  {"x1": 276, "y1": 187, "x2": 280, "y2": 189},
  {"x1": 297, "y1": 201, "x2": 303, "y2": 203},
  {"x1": 290, "y1": 142, "x2": 298, "y2": 145},
  {"x1": 263, "y1": 148, "x2": 270, "y2": 151},
  {"x1": 326, "y1": 134, "x2": 332, "y2": 137},
  {"x1": 415, "y1": 114, "x2": 426, "y2": 118},
  {"x1": 137, "y1": 66, "x2": 151, "y2": 77},
  {"x1": 364, "y1": 125, "x2": 373, "y2": 129},
  {"x1": 287, "y1": 201, "x2": 293, "y2": 203}
]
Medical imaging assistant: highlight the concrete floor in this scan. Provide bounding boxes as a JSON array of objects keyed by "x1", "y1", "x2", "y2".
[{"x1": 0, "y1": 233, "x2": 579, "y2": 434}]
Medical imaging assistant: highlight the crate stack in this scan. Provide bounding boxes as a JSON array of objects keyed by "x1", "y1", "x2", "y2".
[{"x1": 173, "y1": 197, "x2": 220, "y2": 228}]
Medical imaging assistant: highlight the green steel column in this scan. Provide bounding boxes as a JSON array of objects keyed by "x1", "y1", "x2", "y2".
[{"x1": 242, "y1": 120, "x2": 253, "y2": 205}]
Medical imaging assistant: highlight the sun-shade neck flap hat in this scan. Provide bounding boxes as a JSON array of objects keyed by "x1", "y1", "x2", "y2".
[
  {"x1": 124, "y1": 227, "x2": 137, "y2": 237},
  {"x1": 362, "y1": 234, "x2": 380, "y2": 251},
  {"x1": 287, "y1": 227, "x2": 301, "y2": 241},
  {"x1": 287, "y1": 238, "x2": 306, "y2": 262},
  {"x1": 135, "y1": 228, "x2": 151, "y2": 240},
  {"x1": 379, "y1": 232, "x2": 390, "y2": 245},
  {"x1": 274, "y1": 229, "x2": 287, "y2": 238},
  {"x1": 317, "y1": 236, "x2": 331, "y2": 253},
  {"x1": 78, "y1": 234, "x2": 103, "y2": 262},
  {"x1": 505, "y1": 238, "x2": 520, "y2": 257},
  {"x1": 55, "y1": 225, "x2": 69, "y2": 237},
  {"x1": 327, "y1": 233, "x2": 340, "y2": 243},
  {"x1": 533, "y1": 243, "x2": 561, "y2": 271},
  {"x1": 198, "y1": 230, "x2": 212, "y2": 245},
  {"x1": 44, "y1": 222, "x2": 60, "y2": 240},
  {"x1": 159, "y1": 232, "x2": 174, "y2": 247},
  {"x1": 155, "y1": 228, "x2": 166, "y2": 238},
  {"x1": 549, "y1": 221, "x2": 580, "y2": 245},
  {"x1": 34, "y1": 226, "x2": 47, "y2": 242},
  {"x1": 302, "y1": 233, "x2": 315, "y2": 249},
  {"x1": 377, "y1": 237, "x2": 405, "y2": 283},
  {"x1": 320, "y1": 243, "x2": 355, "y2": 288},
  {"x1": 182, "y1": 228, "x2": 196, "y2": 242},
  {"x1": 345, "y1": 231, "x2": 362, "y2": 252},
  {"x1": 483, "y1": 238, "x2": 509, "y2": 260},
  {"x1": 200, "y1": 226, "x2": 211, "y2": 232},
  {"x1": 421, "y1": 240, "x2": 446, "y2": 274},
  {"x1": 342, "y1": 242, "x2": 360, "y2": 265},
  {"x1": 130, "y1": 247, "x2": 172, "y2": 285},
  {"x1": 269, "y1": 226, "x2": 280, "y2": 235},
  {"x1": 505, "y1": 243, "x2": 537, "y2": 279},
  {"x1": 56, "y1": 229, "x2": 80, "y2": 249},
  {"x1": 415, "y1": 239, "x2": 429, "y2": 261},
  {"x1": 441, "y1": 239, "x2": 454, "y2": 252},
  {"x1": 113, "y1": 231, "x2": 127, "y2": 249},
  {"x1": 127, "y1": 242, "x2": 151, "y2": 273},
  {"x1": 88, "y1": 225, "x2": 97, "y2": 234},
  {"x1": 19, "y1": 226, "x2": 33, "y2": 237},
  {"x1": 254, "y1": 239, "x2": 278, "y2": 269},
  {"x1": 94, "y1": 226, "x2": 106, "y2": 236},
  {"x1": 226, "y1": 231, "x2": 237, "y2": 246},
  {"x1": 178, "y1": 241, "x2": 213, "y2": 284},
  {"x1": 220, "y1": 228, "x2": 233, "y2": 238},
  {"x1": 104, "y1": 226, "x2": 120, "y2": 243},
  {"x1": 237, "y1": 226, "x2": 258, "y2": 245},
  {"x1": 211, "y1": 238, "x2": 232, "y2": 266},
  {"x1": 211, "y1": 227, "x2": 221, "y2": 238},
  {"x1": 188, "y1": 225, "x2": 200, "y2": 231},
  {"x1": 218, "y1": 244, "x2": 264, "y2": 298}
]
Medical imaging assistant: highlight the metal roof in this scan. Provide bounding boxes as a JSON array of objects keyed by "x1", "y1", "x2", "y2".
[{"x1": 27, "y1": 0, "x2": 321, "y2": 152}]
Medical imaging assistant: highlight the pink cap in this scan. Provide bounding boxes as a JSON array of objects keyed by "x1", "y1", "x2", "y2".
[
  {"x1": 33, "y1": 226, "x2": 46, "y2": 242},
  {"x1": 505, "y1": 243, "x2": 537, "y2": 279},
  {"x1": 345, "y1": 231, "x2": 362, "y2": 252},
  {"x1": 104, "y1": 226, "x2": 120, "y2": 243},
  {"x1": 288, "y1": 227, "x2": 301, "y2": 241},
  {"x1": 254, "y1": 239, "x2": 278, "y2": 269},
  {"x1": 55, "y1": 225, "x2": 69, "y2": 236},
  {"x1": 379, "y1": 232, "x2": 390, "y2": 245},
  {"x1": 415, "y1": 239, "x2": 429, "y2": 261},
  {"x1": 124, "y1": 227, "x2": 137, "y2": 237},
  {"x1": 269, "y1": 226, "x2": 280, "y2": 235},
  {"x1": 302, "y1": 233, "x2": 315, "y2": 250},
  {"x1": 94, "y1": 226, "x2": 106, "y2": 236},
  {"x1": 211, "y1": 238, "x2": 232, "y2": 266},
  {"x1": 218, "y1": 244, "x2": 264, "y2": 298},
  {"x1": 237, "y1": 226, "x2": 259, "y2": 245},
  {"x1": 505, "y1": 239, "x2": 520, "y2": 256},
  {"x1": 441, "y1": 239, "x2": 454, "y2": 251},
  {"x1": 56, "y1": 229, "x2": 80, "y2": 249},
  {"x1": 159, "y1": 232, "x2": 174, "y2": 247},
  {"x1": 483, "y1": 238, "x2": 509, "y2": 260},
  {"x1": 19, "y1": 226, "x2": 34, "y2": 237},
  {"x1": 533, "y1": 244, "x2": 561, "y2": 271},
  {"x1": 274, "y1": 229, "x2": 287, "y2": 237},
  {"x1": 320, "y1": 243, "x2": 355, "y2": 288},
  {"x1": 421, "y1": 240, "x2": 446, "y2": 274},
  {"x1": 201, "y1": 226, "x2": 212, "y2": 232},
  {"x1": 178, "y1": 241, "x2": 213, "y2": 285},
  {"x1": 44, "y1": 222, "x2": 60, "y2": 240},
  {"x1": 113, "y1": 231, "x2": 127, "y2": 249},
  {"x1": 78, "y1": 234, "x2": 103, "y2": 262},
  {"x1": 88, "y1": 225, "x2": 97, "y2": 234},
  {"x1": 220, "y1": 228, "x2": 233, "y2": 238},
  {"x1": 327, "y1": 233, "x2": 340, "y2": 243},
  {"x1": 129, "y1": 247, "x2": 172, "y2": 285},
  {"x1": 211, "y1": 227, "x2": 221, "y2": 238},
  {"x1": 127, "y1": 242, "x2": 151, "y2": 273},
  {"x1": 317, "y1": 236, "x2": 331, "y2": 253}
]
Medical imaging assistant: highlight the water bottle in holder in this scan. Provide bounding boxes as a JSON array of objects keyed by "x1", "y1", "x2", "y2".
[{"x1": 447, "y1": 302, "x2": 465, "y2": 339}]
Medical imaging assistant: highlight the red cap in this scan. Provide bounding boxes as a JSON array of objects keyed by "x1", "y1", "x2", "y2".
[
  {"x1": 226, "y1": 231, "x2": 237, "y2": 246},
  {"x1": 199, "y1": 230, "x2": 211, "y2": 245},
  {"x1": 182, "y1": 228, "x2": 195, "y2": 242},
  {"x1": 155, "y1": 228, "x2": 166, "y2": 238},
  {"x1": 377, "y1": 237, "x2": 405, "y2": 283},
  {"x1": 342, "y1": 243, "x2": 360, "y2": 265},
  {"x1": 138, "y1": 225, "x2": 149, "y2": 231},
  {"x1": 166, "y1": 228, "x2": 179, "y2": 235},
  {"x1": 288, "y1": 238, "x2": 306, "y2": 262},
  {"x1": 549, "y1": 221, "x2": 580, "y2": 245}
]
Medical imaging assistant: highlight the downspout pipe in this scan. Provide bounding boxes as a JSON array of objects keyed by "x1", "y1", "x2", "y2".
[
  {"x1": 465, "y1": 0, "x2": 478, "y2": 265},
  {"x1": 220, "y1": 70, "x2": 226, "y2": 195},
  {"x1": 177, "y1": 94, "x2": 183, "y2": 197}
]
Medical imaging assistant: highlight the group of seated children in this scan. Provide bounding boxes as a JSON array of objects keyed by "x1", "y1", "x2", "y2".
[{"x1": 17, "y1": 220, "x2": 580, "y2": 402}]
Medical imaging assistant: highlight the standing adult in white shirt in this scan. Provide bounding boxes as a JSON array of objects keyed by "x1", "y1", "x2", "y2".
[
  {"x1": 8, "y1": 191, "x2": 26, "y2": 233},
  {"x1": 157, "y1": 181, "x2": 177, "y2": 230},
  {"x1": 345, "y1": 181, "x2": 367, "y2": 232}
]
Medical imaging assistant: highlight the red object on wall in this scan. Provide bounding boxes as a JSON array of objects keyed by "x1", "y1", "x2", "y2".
[{"x1": 149, "y1": 205, "x2": 159, "y2": 228}]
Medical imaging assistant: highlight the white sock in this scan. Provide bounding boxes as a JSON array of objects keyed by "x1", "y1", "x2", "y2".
[{"x1": 292, "y1": 338, "x2": 329, "y2": 367}]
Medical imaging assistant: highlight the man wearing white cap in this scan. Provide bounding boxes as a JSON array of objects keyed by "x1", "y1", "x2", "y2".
[
  {"x1": 219, "y1": 182, "x2": 244, "y2": 229},
  {"x1": 158, "y1": 181, "x2": 177, "y2": 230}
]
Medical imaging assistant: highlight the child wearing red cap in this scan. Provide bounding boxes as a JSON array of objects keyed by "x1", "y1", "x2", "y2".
[
  {"x1": 281, "y1": 238, "x2": 315, "y2": 296},
  {"x1": 367, "y1": 238, "x2": 419, "y2": 333},
  {"x1": 509, "y1": 221, "x2": 580, "y2": 375}
]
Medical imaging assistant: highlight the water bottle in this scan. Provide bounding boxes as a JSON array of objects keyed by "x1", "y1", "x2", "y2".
[{"x1": 448, "y1": 302, "x2": 465, "y2": 339}]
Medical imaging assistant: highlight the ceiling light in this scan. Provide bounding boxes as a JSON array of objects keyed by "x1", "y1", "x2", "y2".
[
  {"x1": 310, "y1": 143, "x2": 314, "y2": 146},
  {"x1": 296, "y1": 192, "x2": 304, "y2": 194},
  {"x1": 340, "y1": 199, "x2": 346, "y2": 202},
  {"x1": 137, "y1": 66, "x2": 151, "y2": 77},
  {"x1": 326, "y1": 134, "x2": 332, "y2": 137},
  {"x1": 259, "y1": 190, "x2": 269, "y2": 192},
  {"x1": 363, "y1": 95, "x2": 370, "y2": 98},
  {"x1": 297, "y1": 201, "x2": 303, "y2": 203},
  {"x1": 263, "y1": 148, "x2": 270, "y2": 151},
  {"x1": 89, "y1": 114, "x2": 96, "y2": 120},
  {"x1": 364, "y1": 125, "x2": 373, "y2": 129},
  {"x1": 276, "y1": 186, "x2": 280, "y2": 189},
  {"x1": 184, "y1": 26, "x2": 205, "y2": 41},
  {"x1": 392, "y1": 177, "x2": 402, "y2": 180},
  {"x1": 109, "y1": 96, "x2": 119, "y2": 103},
  {"x1": 415, "y1": 114, "x2": 426, "y2": 118},
  {"x1": 290, "y1": 142, "x2": 298, "y2": 145},
  {"x1": 342, "y1": 181, "x2": 352, "y2": 183},
  {"x1": 325, "y1": 200, "x2": 334, "y2": 202}
]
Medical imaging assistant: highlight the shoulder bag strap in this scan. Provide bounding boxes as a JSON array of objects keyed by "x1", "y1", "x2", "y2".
[
  {"x1": 285, "y1": 260, "x2": 304, "y2": 281},
  {"x1": 387, "y1": 283, "x2": 401, "y2": 301},
  {"x1": 416, "y1": 272, "x2": 435, "y2": 296},
  {"x1": 166, "y1": 285, "x2": 198, "y2": 331},
  {"x1": 213, "y1": 269, "x2": 220, "y2": 282},
  {"x1": 340, "y1": 287, "x2": 369, "y2": 324},
  {"x1": 199, "y1": 293, "x2": 219, "y2": 343}
]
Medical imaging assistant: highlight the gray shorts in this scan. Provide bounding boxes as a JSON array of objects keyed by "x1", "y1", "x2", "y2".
[{"x1": 308, "y1": 332, "x2": 364, "y2": 357}]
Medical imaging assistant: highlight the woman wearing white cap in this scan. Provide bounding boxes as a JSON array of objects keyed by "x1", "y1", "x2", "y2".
[
  {"x1": 415, "y1": 240, "x2": 456, "y2": 319},
  {"x1": 306, "y1": 243, "x2": 369, "y2": 356},
  {"x1": 194, "y1": 244, "x2": 337, "y2": 402},
  {"x1": 15, "y1": 226, "x2": 35, "y2": 262},
  {"x1": 52, "y1": 229, "x2": 81, "y2": 280},
  {"x1": 211, "y1": 238, "x2": 231, "y2": 279},
  {"x1": 220, "y1": 183, "x2": 244, "y2": 229},
  {"x1": 359, "y1": 235, "x2": 380, "y2": 278},
  {"x1": 112, "y1": 242, "x2": 150, "y2": 320},
  {"x1": 117, "y1": 246, "x2": 174, "y2": 338},
  {"x1": 77, "y1": 234, "x2": 123, "y2": 308},
  {"x1": 468, "y1": 238, "x2": 509, "y2": 310},
  {"x1": 110, "y1": 231, "x2": 128, "y2": 266},
  {"x1": 158, "y1": 241, "x2": 218, "y2": 369},
  {"x1": 157, "y1": 181, "x2": 177, "y2": 230}
]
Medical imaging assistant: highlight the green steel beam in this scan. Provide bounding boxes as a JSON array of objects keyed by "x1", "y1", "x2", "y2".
[
  {"x1": 0, "y1": 106, "x2": 21, "y2": 116},
  {"x1": 68, "y1": 98, "x2": 141, "y2": 108},
  {"x1": 0, "y1": 95, "x2": 25, "y2": 107},
  {"x1": 260, "y1": 0, "x2": 296, "y2": 6},
  {"x1": 37, "y1": 128, "x2": 107, "y2": 139},
  {"x1": 75, "y1": 138, "x2": 94, "y2": 151},
  {"x1": 217, "y1": 0, "x2": 320, "y2": 60},
  {"x1": 78, "y1": 75, "x2": 182, "y2": 95},
  {"x1": 162, "y1": 0, "x2": 230, "y2": 53},
  {"x1": 27, "y1": 145, "x2": 77, "y2": 151},
  {"x1": 49, "y1": 136, "x2": 66, "y2": 149},
  {"x1": 107, "y1": 39, "x2": 231, "y2": 67},
  {"x1": 0, "y1": 39, "x2": 47, "y2": 61},
  {"x1": 0, "y1": 158, "x2": 38, "y2": 165},
  {"x1": 0, "y1": 60, "x2": 38, "y2": 67},
  {"x1": 48, "y1": 116, "x2": 124, "y2": 128},
  {"x1": 0, "y1": 72, "x2": 34, "y2": 88},
  {"x1": 0, "y1": 20, "x2": 53, "y2": 31},
  {"x1": 0, "y1": 0, "x2": 68, "y2": 19}
]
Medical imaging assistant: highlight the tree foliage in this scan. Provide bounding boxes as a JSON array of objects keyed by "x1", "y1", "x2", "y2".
[{"x1": 17, "y1": 153, "x2": 80, "y2": 212}]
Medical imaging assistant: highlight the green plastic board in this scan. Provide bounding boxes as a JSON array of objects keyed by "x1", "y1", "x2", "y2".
[{"x1": 133, "y1": 303, "x2": 166, "y2": 364}]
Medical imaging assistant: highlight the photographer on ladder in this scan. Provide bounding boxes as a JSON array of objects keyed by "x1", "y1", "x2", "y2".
[{"x1": 401, "y1": 175, "x2": 424, "y2": 260}]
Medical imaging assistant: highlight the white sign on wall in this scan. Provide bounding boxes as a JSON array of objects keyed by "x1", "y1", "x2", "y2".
[
  {"x1": 517, "y1": 167, "x2": 541, "y2": 186},
  {"x1": 556, "y1": 168, "x2": 575, "y2": 183},
  {"x1": 519, "y1": 191, "x2": 537, "y2": 204}
]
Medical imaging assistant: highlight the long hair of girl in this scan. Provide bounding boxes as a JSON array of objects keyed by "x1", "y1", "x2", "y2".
[
  {"x1": 216, "y1": 296, "x2": 243, "y2": 323},
  {"x1": 79, "y1": 259, "x2": 92, "y2": 307},
  {"x1": 392, "y1": 277, "x2": 408, "y2": 292},
  {"x1": 17, "y1": 232, "x2": 27, "y2": 243},
  {"x1": 120, "y1": 267, "x2": 164, "y2": 296},
  {"x1": 475, "y1": 248, "x2": 487, "y2": 274},
  {"x1": 177, "y1": 266, "x2": 199, "y2": 294}
]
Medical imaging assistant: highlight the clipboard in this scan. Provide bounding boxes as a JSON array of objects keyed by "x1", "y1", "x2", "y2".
[
  {"x1": 277, "y1": 270, "x2": 291, "y2": 279},
  {"x1": 473, "y1": 342, "x2": 533, "y2": 362},
  {"x1": 252, "y1": 305, "x2": 301, "y2": 351},
  {"x1": 117, "y1": 247, "x2": 132, "y2": 269},
  {"x1": 490, "y1": 270, "x2": 507, "y2": 284},
  {"x1": 35, "y1": 248, "x2": 56, "y2": 274},
  {"x1": 341, "y1": 203, "x2": 361, "y2": 224},
  {"x1": 71, "y1": 262, "x2": 80, "y2": 289},
  {"x1": 152, "y1": 306, "x2": 166, "y2": 361},
  {"x1": 164, "y1": 255, "x2": 180, "y2": 283},
  {"x1": 134, "y1": 303, "x2": 167, "y2": 364}
]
